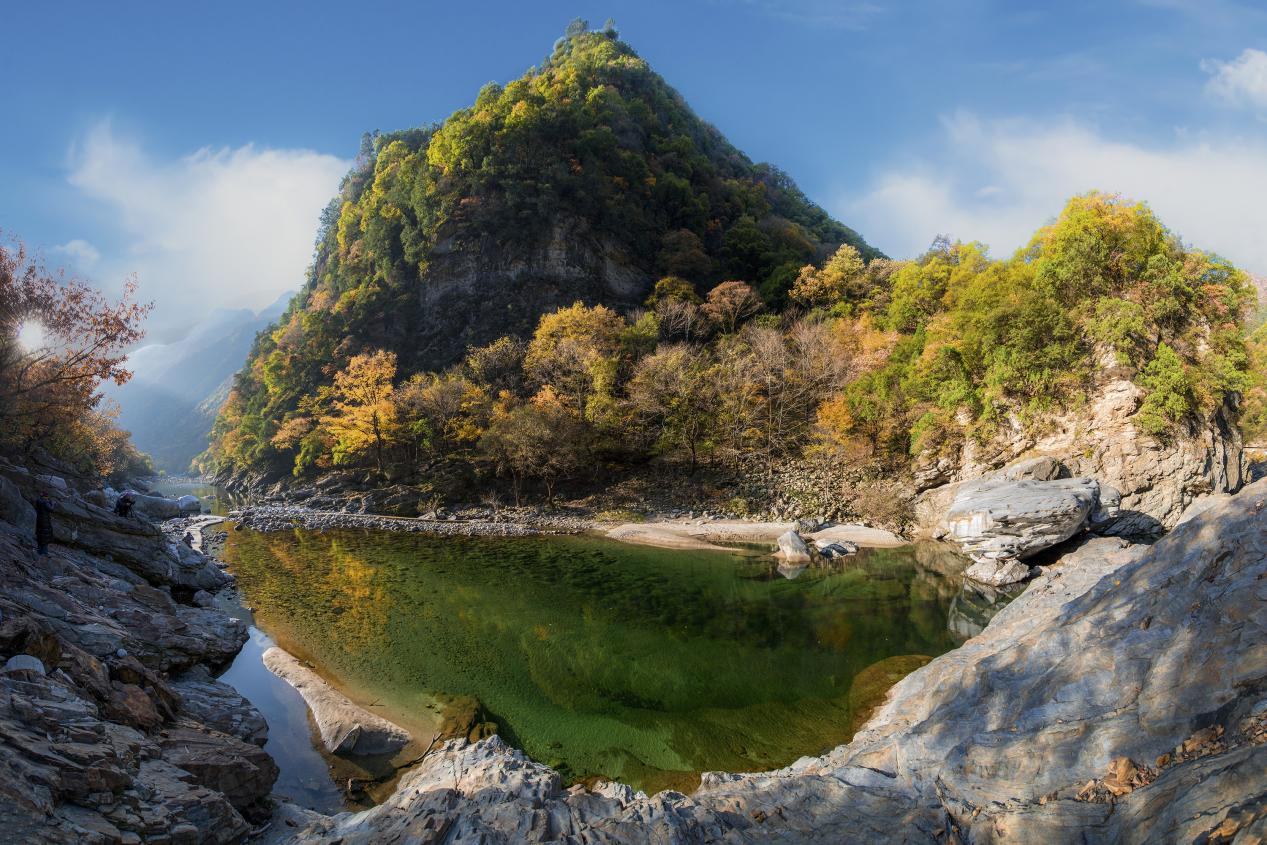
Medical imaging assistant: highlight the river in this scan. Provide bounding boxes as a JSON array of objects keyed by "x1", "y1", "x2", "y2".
[{"x1": 213, "y1": 524, "x2": 1014, "y2": 799}]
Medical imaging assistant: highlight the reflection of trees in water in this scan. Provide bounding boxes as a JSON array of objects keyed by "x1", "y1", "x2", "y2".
[
  {"x1": 320, "y1": 537, "x2": 393, "y2": 659},
  {"x1": 226, "y1": 529, "x2": 394, "y2": 667},
  {"x1": 225, "y1": 529, "x2": 1000, "y2": 792}
]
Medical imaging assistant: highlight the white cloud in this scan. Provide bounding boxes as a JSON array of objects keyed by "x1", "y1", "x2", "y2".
[
  {"x1": 53, "y1": 238, "x2": 101, "y2": 269},
  {"x1": 843, "y1": 112, "x2": 1267, "y2": 276},
  {"x1": 1203, "y1": 48, "x2": 1267, "y2": 113},
  {"x1": 67, "y1": 122, "x2": 349, "y2": 336}
]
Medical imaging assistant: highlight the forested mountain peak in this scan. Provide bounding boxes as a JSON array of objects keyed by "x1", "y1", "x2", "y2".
[{"x1": 211, "y1": 21, "x2": 878, "y2": 474}]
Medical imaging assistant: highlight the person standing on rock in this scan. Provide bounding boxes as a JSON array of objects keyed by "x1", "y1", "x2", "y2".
[
  {"x1": 33, "y1": 491, "x2": 55, "y2": 556},
  {"x1": 114, "y1": 492, "x2": 135, "y2": 518}
]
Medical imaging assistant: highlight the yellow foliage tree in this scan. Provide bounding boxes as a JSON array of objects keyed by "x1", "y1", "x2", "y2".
[
  {"x1": 524, "y1": 301, "x2": 626, "y2": 416},
  {"x1": 320, "y1": 350, "x2": 399, "y2": 475},
  {"x1": 790, "y1": 243, "x2": 866, "y2": 307}
]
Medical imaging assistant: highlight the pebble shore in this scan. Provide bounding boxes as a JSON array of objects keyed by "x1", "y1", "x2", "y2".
[{"x1": 230, "y1": 504, "x2": 590, "y2": 536}]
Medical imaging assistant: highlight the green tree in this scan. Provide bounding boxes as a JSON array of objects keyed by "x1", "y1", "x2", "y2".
[
  {"x1": 1137, "y1": 343, "x2": 1197, "y2": 436},
  {"x1": 524, "y1": 302, "x2": 626, "y2": 417}
]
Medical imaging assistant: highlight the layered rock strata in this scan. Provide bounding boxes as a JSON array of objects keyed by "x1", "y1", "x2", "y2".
[{"x1": 0, "y1": 468, "x2": 274, "y2": 842}]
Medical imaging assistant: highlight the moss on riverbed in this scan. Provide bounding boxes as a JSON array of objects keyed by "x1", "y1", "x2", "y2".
[{"x1": 222, "y1": 528, "x2": 995, "y2": 793}]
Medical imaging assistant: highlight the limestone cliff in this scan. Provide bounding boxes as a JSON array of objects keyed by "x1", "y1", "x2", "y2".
[{"x1": 912, "y1": 366, "x2": 1243, "y2": 538}]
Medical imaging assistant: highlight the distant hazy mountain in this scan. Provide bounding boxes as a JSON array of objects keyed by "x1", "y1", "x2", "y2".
[{"x1": 107, "y1": 294, "x2": 289, "y2": 472}]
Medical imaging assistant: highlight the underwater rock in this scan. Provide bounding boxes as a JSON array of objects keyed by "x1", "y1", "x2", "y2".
[{"x1": 262, "y1": 647, "x2": 410, "y2": 755}]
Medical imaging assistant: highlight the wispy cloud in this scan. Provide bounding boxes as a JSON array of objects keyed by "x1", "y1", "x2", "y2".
[
  {"x1": 843, "y1": 112, "x2": 1267, "y2": 275},
  {"x1": 1203, "y1": 48, "x2": 1267, "y2": 114},
  {"x1": 722, "y1": 0, "x2": 886, "y2": 30},
  {"x1": 53, "y1": 238, "x2": 101, "y2": 270},
  {"x1": 67, "y1": 122, "x2": 349, "y2": 338}
]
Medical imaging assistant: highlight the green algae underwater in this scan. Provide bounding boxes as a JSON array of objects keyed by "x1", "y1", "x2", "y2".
[{"x1": 221, "y1": 527, "x2": 995, "y2": 794}]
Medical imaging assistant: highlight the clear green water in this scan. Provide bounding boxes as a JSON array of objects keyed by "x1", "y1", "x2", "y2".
[{"x1": 221, "y1": 528, "x2": 992, "y2": 793}]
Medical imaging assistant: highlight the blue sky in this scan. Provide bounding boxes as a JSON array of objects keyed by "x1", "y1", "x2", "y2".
[{"x1": 4, "y1": 0, "x2": 1267, "y2": 339}]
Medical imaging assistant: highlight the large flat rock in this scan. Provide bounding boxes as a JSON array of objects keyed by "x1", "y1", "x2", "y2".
[
  {"x1": 262, "y1": 646, "x2": 410, "y2": 756},
  {"x1": 945, "y1": 476, "x2": 1100, "y2": 583}
]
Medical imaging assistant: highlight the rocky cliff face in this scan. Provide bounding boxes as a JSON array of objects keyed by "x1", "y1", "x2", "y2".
[
  {"x1": 0, "y1": 461, "x2": 277, "y2": 842},
  {"x1": 402, "y1": 218, "x2": 650, "y2": 371},
  {"x1": 912, "y1": 369, "x2": 1243, "y2": 538},
  {"x1": 262, "y1": 479, "x2": 1267, "y2": 844}
]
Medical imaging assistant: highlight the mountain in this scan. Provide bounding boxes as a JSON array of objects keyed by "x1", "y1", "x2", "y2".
[
  {"x1": 107, "y1": 295, "x2": 289, "y2": 473},
  {"x1": 210, "y1": 25, "x2": 879, "y2": 477}
]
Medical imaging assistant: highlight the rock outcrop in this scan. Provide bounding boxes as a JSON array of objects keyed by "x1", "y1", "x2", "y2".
[
  {"x1": 0, "y1": 461, "x2": 228, "y2": 593},
  {"x1": 0, "y1": 465, "x2": 274, "y2": 842},
  {"x1": 262, "y1": 480, "x2": 1267, "y2": 844},
  {"x1": 912, "y1": 374, "x2": 1243, "y2": 537},
  {"x1": 263, "y1": 647, "x2": 410, "y2": 756}
]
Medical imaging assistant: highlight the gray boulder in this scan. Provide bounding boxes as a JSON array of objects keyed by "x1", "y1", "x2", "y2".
[
  {"x1": 131, "y1": 493, "x2": 186, "y2": 520},
  {"x1": 775, "y1": 529, "x2": 811, "y2": 562},
  {"x1": 815, "y1": 539, "x2": 858, "y2": 558},
  {"x1": 946, "y1": 476, "x2": 1100, "y2": 584},
  {"x1": 2, "y1": 655, "x2": 46, "y2": 676},
  {"x1": 176, "y1": 495, "x2": 202, "y2": 514}
]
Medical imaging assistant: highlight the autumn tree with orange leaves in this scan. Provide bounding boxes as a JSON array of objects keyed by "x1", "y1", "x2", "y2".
[{"x1": 0, "y1": 237, "x2": 152, "y2": 476}]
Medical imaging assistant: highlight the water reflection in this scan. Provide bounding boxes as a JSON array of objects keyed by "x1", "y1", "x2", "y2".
[
  {"x1": 220, "y1": 530, "x2": 1016, "y2": 794},
  {"x1": 948, "y1": 580, "x2": 1025, "y2": 641},
  {"x1": 144, "y1": 478, "x2": 244, "y2": 516}
]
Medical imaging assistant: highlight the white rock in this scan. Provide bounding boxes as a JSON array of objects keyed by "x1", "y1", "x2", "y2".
[
  {"x1": 262, "y1": 647, "x2": 410, "y2": 755},
  {"x1": 776, "y1": 529, "x2": 811, "y2": 562},
  {"x1": 946, "y1": 477, "x2": 1099, "y2": 577}
]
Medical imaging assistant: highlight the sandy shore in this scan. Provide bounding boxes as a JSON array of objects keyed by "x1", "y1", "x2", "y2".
[{"x1": 605, "y1": 519, "x2": 906, "y2": 552}]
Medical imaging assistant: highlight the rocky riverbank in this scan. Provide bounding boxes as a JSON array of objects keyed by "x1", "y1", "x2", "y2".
[
  {"x1": 229, "y1": 503, "x2": 585, "y2": 535},
  {"x1": 0, "y1": 459, "x2": 279, "y2": 842},
  {"x1": 259, "y1": 480, "x2": 1267, "y2": 844},
  {"x1": 4, "y1": 447, "x2": 1265, "y2": 843}
]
